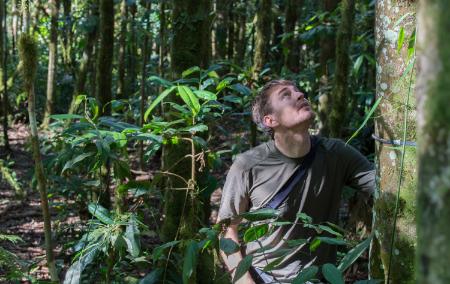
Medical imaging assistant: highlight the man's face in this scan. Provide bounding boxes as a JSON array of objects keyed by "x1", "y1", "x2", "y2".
[{"x1": 263, "y1": 84, "x2": 315, "y2": 131}]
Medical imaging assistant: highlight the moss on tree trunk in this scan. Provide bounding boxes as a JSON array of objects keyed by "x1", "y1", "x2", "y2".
[
  {"x1": 373, "y1": 1, "x2": 417, "y2": 283},
  {"x1": 252, "y1": 0, "x2": 271, "y2": 78},
  {"x1": 416, "y1": 0, "x2": 450, "y2": 282}
]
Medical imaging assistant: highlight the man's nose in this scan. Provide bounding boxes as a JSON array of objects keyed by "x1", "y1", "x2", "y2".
[{"x1": 294, "y1": 90, "x2": 305, "y2": 100}]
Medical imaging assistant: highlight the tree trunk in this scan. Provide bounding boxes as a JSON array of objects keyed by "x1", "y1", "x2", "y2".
[
  {"x1": 158, "y1": 1, "x2": 166, "y2": 78},
  {"x1": 373, "y1": 1, "x2": 416, "y2": 283},
  {"x1": 126, "y1": 3, "x2": 137, "y2": 98},
  {"x1": 42, "y1": 0, "x2": 60, "y2": 128},
  {"x1": 234, "y1": 0, "x2": 247, "y2": 64},
  {"x1": 96, "y1": 0, "x2": 114, "y2": 115},
  {"x1": 68, "y1": 0, "x2": 98, "y2": 115},
  {"x1": 283, "y1": 0, "x2": 302, "y2": 73},
  {"x1": 1, "y1": 0, "x2": 10, "y2": 151},
  {"x1": 214, "y1": 0, "x2": 230, "y2": 60},
  {"x1": 18, "y1": 33, "x2": 58, "y2": 283},
  {"x1": 227, "y1": 2, "x2": 235, "y2": 61},
  {"x1": 328, "y1": 0, "x2": 355, "y2": 138},
  {"x1": 138, "y1": 1, "x2": 151, "y2": 170},
  {"x1": 252, "y1": 0, "x2": 271, "y2": 78},
  {"x1": 271, "y1": 5, "x2": 283, "y2": 73},
  {"x1": 117, "y1": 0, "x2": 127, "y2": 100},
  {"x1": 416, "y1": 0, "x2": 450, "y2": 282}
]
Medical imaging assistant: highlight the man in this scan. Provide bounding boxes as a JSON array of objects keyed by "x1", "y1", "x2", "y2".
[{"x1": 217, "y1": 80, "x2": 375, "y2": 283}]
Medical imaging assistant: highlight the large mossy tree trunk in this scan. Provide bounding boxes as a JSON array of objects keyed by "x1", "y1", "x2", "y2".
[
  {"x1": 283, "y1": 0, "x2": 302, "y2": 73},
  {"x1": 1, "y1": 0, "x2": 10, "y2": 151},
  {"x1": 416, "y1": 0, "x2": 450, "y2": 282},
  {"x1": 163, "y1": 1, "x2": 214, "y2": 282},
  {"x1": 19, "y1": 33, "x2": 58, "y2": 283},
  {"x1": 328, "y1": 0, "x2": 355, "y2": 138},
  {"x1": 373, "y1": 1, "x2": 417, "y2": 283},
  {"x1": 42, "y1": 0, "x2": 60, "y2": 128},
  {"x1": 96, "y1": 0, "x2": 114, "y2": 209},
  {"x1": 318, "y1": 0, "x2": 339, "y2": 135},
  {"x1": 252, "y1": 0, "x2": 272, "y2": 78}
]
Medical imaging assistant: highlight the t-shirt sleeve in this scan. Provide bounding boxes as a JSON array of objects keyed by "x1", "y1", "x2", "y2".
[
  {"x1": 217, "y1": 158, "x2": 250, "y2": 224},
  {"x1": 338, "y1": 142, "x2": 376, "y2": 198}
]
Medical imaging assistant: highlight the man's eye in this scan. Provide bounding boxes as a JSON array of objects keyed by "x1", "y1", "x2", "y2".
[{"x1": 282, "y1": 92, "x2": 290, "y2": 97}]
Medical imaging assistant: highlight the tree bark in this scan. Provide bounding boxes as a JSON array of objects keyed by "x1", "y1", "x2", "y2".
[
  {"x1": 328, "y1": 0, "x2": 355, "y2": 138},
  {"x1": 416, "y1": 0, "x2": 450, "y2": 282},
  {"x1": 18, "y1": 33, "x2": 58, "y2": 283},
  {"x1": 283, "y1": 0, "x2": 302, "y2": 73},
  {"x1": 96, "y1": 0, "x2": 114, "y2": 115},
  {"x1": 127, "y1": 3, "x2": 137, "y2": 98},
  {"x1": 42, "y1": 0, "x2": 60, "y2": 128},
  {"x1": 214, "y1": 0, "x2": 230, "y2": 60},
  {"x1": 1, "y1": 0, "x2": 10, "y2": 151},
  {"x1": 158, "y1": 1, "x2": 166, "y2": 78},
  {"x1": 117, "y1": 0, "x2": 127, "y2": 99},
  {"x1": 234, "y1": 0, "x2": 247, "y2": 64},
  {"x1": 373, "y1": 1, "x2": 416, "y2": 282},
  {"x1": 252, "y1": 0, "x2": 271, "y2": 78}
]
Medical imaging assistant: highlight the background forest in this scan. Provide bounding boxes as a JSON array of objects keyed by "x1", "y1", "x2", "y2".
[{"x1": 0, "y1": 0, "x2": 449, "y2": 283}]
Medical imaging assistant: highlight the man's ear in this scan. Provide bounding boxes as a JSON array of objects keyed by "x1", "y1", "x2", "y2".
[{"x1": 263, "y1": 115, "x2": 278, "y2": 128}]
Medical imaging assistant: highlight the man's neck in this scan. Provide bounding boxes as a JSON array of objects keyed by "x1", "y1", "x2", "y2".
[{"x1": 274, "y1": 129, "x2": 311, "y2": 158}]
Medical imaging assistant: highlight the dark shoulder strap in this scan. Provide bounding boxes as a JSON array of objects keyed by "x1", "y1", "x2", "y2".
[{"x1": 264, "y1": 136, "x2": 319, "y2": 209}]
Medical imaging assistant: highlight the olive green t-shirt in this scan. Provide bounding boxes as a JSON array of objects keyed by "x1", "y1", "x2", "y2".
[{"x1": 218, "y1": 136, "x2": 375, "y2": 282}]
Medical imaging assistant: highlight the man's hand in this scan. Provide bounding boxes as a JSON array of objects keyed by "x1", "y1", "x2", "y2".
[{"x1": 219, "y1": 222, "x2": 256, "y2": 284}]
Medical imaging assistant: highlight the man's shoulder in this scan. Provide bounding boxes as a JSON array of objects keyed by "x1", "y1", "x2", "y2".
[
  {"x1": 317, "y1": 136, "x2": 347, "y2": 152},
  {"x1": 232, "y1": 141, "x2": 273, "y2": 171}
]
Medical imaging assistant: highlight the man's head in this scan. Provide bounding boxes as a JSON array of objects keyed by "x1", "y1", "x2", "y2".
[{"x1": 252, "y1": 80, "x2": 315, "y2": 136}]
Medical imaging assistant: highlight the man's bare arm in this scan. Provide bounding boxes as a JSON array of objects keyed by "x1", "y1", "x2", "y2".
[{"x1": 220, "y1": 223, "x2": 255, "y2": 284}]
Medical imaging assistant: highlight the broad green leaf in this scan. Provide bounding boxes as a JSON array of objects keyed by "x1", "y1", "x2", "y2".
[
  {"x1": 243, "y1": 224, "x2": 269, "y2": 243},
  {"x1": 124, "y1": 215, "x2": 141, "y2": 257},
  {"x1": 88, "y1": 203, "x2": 113, "y2": 224},
  {"x1": 182, "y1": 66, "x2": 201, "y2": 78},
  {"x1": 317, "y1": 224, "x2": 343, "y2": 237},
  {"x1": 132, "y1": 133, "x2": 163, "y2": 143},
  {"x1": 75, "y1": 95, "x2": 87, "y2": 106},
  {"x1": 144, "y1": 86, "x2": 176, "y2": 122},
  {"x1": 353, "y1": 55, "x2": 364, "y2": 76},
  {"x1": 263, "y1": 256, "x2": 284, "y2": 272},
  {"x1": 240, "y1": 208, "x2": 279, "y2": 221},
  {"x1": 223, "y1": 95, "x2": 242, "y2": 105},
  {"x1": 322, "y1": 263, "x2": 344, "y2": 284},
  {"x1": 315, "y1": 237, "x2": 347, "y2": 246},
  {"x1": 50, "y1": 114, "x2": 83, "y2": 120},
  {"x1": 219, "y1": 238, "x2": 240, "y2": 255},
  {"x1": 354, "y1": 280, "x2": 382, "y2": 284},
  {"x1": 292, "y1": 265, "x2": 319, "y2": 284},
  {"x1": 182, "y1": 240, "x2": 198, "y2": 284},
  {"x1": 152, "y1": 240, "x2": 180, "y2": 263},
  {"x1": 62, "y1": 152, "x2": 95, "y2": 173},
  {"x1": 309, "y1": 238, "x2": 321, "y2": 252},
  {"x1": 181, "y1": 124, "x2": 208, "y2": 134},
  {"x1": 178, "y1": 85, "x2": 200, "y2": 115},
  {"x1": 297, "y1": 212, "x2": 313, "y2": 224},
  {"x1": 194, "y1": 90, "x2": 217, "y2": 101},
  {"x1": 63, "y1": 245, "x2": 99, "y2": 284},
  {"x1": 397, "y1": 27, "x2": 405, "y2": 53},
  {"x1": 338, "y1": 235, "x2": 372, "y2": 272},
  {"x1": 148, "y1": 75, "x2": 173, "y2": 87},
  {"x1": 139, "y1": 268, "x2": 163, "y2": 284},
  {"x1": 346, "y1": 96, "x2": 382, "y2": 144},
  {"x1": 216, "y1": 77, "x2": 234, "y2": 92},
  {"x1": 229, "y1": 83, "x2": 251, "y2": 96},
  {"x1": 232, "y1": 254, "x2": 253, "y2": 283}
]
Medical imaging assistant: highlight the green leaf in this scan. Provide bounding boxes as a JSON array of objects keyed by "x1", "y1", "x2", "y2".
[
  {"x1": 286, "y1": 238, "x2": 308, "y2": 247},
  {"x1": 240, "y1": 208, "x2": 279, "y2": 221},
  {"x1": 354, "y1": 280, "x2": 382, "y2": 284},
  {"x1": 315, "y1": 237, "x2": 347, "y2": 246},
  {"x1": 152, "y1": 240, "x2": 180, "y2": 263},
  {"x1": 181, "y1": 124, "x2": 208, "y2": 134},
  {"x1": 317, "y1": 225, "x2": 343, "y2": 237},
  {"x1": 180, "y1": 85, "x2": 201, "y2": 115},
  {"x1": 88, "y1": 203, "x2": 113, "y2": 224},
  {"x1": 148, "y1": 75, "x2": 173, "y2": 87},
  {"x1": 309, "y1": 238, "x2": 321, "y2": 252},
  {"x1": 63, "y1": 245, "x2": 99, "y2": 284},
  {"x1": 182, "y1": 240, "x2": 198, "y2": 284},
  {"x1": 139, "y1": 269, "x2": 163, "y2": 284},
  {"x1": 243, "y1": 224, "x2": 269, "y2": 243},
  {"x1": 353, "y1": 55, "x2": 364, "y2": 76},
  {"x1": 232, "y1": 254, "x2": 253, "y2": 283},
  {"x1": 292, "y1": 265, "x2": 319, "y2": 284},
  {"x1": 229, "y1": 83, "x2": 251, "y2": 96},
  {"x1": 144, "y1": 86, "x2": 176, "y2": 122},
  {"x1": 62, "y1": 152, "x2": 95, "y2": 173},
  {"x1": 181, "y1": 66, "x2": 201, "y2": 78},
  {"x1": 194, "y1": 90, "x2": 217, "y2": 101},
  {"x1": 346, "y1": 96, "x2": 382, "y2": 144},
  {"x1": 322, "y1": 263, "x2": 344, "y2": 284},
  {"x1": 297, "y1": 212, "x2": 313, "y2": 224},
  {"x1": 219, "y1": 238, "x2": 240, "y2": 256},
  {"x1": 338, "y1": 235, "x2": 372, "y2": 272},
  {"x1": 397, "y1": 27, "x2": 405, "y2": 53},
  {"x1": 263, "y1": 256, "x2": 284, "y2": 272},
  {"x1": 124, "y1": 215, "x2": 140, "y2": 257},
  {"x1": 50, "y1": 114, "x2": 83, "y2": 120}
]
